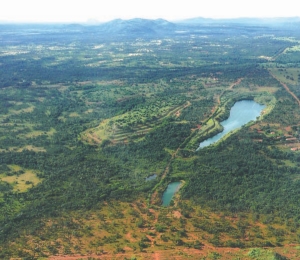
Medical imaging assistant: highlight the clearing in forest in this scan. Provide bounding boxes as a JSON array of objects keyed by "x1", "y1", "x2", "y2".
[{"x1": 0, "y1": 165, "x2": 42, "y2": 192}]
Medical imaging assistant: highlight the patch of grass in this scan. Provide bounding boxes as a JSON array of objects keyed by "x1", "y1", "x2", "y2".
[
  {"x1": 8, "y1": 164, "x2": 22, "y2": 171},
  {"x1": 269, "y1": 68, "x2": 300, "y2": 85},
  {"x1": 284, "y1": 45, "x2": 300, "y2": 53},
  {"x1": 1, "y1": 166, "x2": 42, "y2": 192},
  {"x1": 69, "y1": 112, "x2": 80, "y2": 117},
  {"x1": 247, "y1": 248, "x2": 287, "y2": 260},
  {"x1": 23, "y1": 130, "x2": 47, "y2": 138},
  {"x1": 0, "y1": 145, "x2": 46, "y2": 153},
  {"x1": 19, "y1": 127, "x2": 56, "y2": 139},
  {"x1": 9, "y1": 105, "x2": 35, "y2": 115},
  {"x1": 208, "y1": 252, "x2": 222, "y2": 260}
]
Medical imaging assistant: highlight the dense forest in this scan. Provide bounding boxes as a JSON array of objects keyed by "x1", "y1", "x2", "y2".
[{"x1": 1, "y1": 19, "x2": 300, "y2": 258}]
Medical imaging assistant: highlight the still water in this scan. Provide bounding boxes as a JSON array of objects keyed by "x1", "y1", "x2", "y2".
[
  {"x1": 162, "y1": 182, "x2": 181, "y2": 206},
  {"x1": 145, "y1": 174, "x2": 157, "y2": 181},
  {"x1": 198, "y1": 100, "x2": 265, "y2": 149}
]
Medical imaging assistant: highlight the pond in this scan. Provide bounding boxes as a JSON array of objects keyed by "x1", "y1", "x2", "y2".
[
  {"x1": 198, "y1": 100, "x2": 265, "y2": 149},
  {"x1": 145, "y1": 174, "x2": 157, "y2": 181},
  {"x1": 161, "y1": 182, "x2": 182, "y2": 206}
]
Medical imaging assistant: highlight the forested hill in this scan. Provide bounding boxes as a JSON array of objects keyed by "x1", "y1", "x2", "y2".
[{"x1": 96, "y1": 18, "x2": 177, "y2": 36}]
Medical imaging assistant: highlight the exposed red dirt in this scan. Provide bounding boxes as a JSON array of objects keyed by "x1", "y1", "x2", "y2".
[
  {"x1": 125, "y1": 232, "x2": 136, "y2": 243},
  {"x1": 173, "y1": 210, "x2": 182, "y2": 218}
]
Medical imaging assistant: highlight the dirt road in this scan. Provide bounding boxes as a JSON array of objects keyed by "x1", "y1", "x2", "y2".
[{"x1": 270, "y1": 72, "x2": 300, "y2": 106}]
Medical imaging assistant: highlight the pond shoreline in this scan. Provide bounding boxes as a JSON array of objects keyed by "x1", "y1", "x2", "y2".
[
  {"x1": 161, "y1": 181, "x2": 182, "y2": 206},
  {"x1": 197, "y1": 100, "x2": 265, "y2": 149}
]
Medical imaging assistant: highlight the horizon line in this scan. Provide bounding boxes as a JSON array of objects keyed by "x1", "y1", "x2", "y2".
[{"x1": 1, "y1": 16, "x2": 300, "y2": 25}]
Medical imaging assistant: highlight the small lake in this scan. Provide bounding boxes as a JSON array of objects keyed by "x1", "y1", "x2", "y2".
[
  {"x1": 145, "y1": 174, "x2": 157, "y2": 181},
  {"x1": 198, "y1": 100, "x2": 265, "y2": 149},
  {"x1": 162, "y1": 182, "x2": 181, "y2": 206}
]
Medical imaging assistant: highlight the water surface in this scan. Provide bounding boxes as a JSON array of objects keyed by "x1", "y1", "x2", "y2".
[
  {"x1": 198, "y1": 100, "x2": 265, "y2": 149},
  {"x1": 162, "y1": 182, "x2": 181, "y2": 206},
  {"x1": 145, "y1": 174, "x2": 157, "y2": 181}
]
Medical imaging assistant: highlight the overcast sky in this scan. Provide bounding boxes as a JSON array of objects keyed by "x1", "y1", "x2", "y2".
[{"x1": 1, "y1": 0, "x2": 300, "y2": 23}]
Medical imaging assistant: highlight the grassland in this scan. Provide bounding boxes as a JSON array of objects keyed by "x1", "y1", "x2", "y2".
[{"x1": 0, "y1": 165, "x2": 41, "y2": 192}]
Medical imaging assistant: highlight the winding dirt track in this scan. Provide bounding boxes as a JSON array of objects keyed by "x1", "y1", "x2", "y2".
[
  {"x1": 217, "y1": 78, "x2": 243, "y2": 104},
  {"x1": 270, "y1": 72, "x2": 300, "y2": 106}
]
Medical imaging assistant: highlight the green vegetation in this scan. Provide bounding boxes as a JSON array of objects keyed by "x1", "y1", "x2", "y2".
[{"x1": 1, "y1": 21, "x2": 300, "y2": 259}]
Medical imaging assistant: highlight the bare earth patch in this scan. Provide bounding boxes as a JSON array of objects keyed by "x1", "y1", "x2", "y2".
[{"x1": 173, "y1": 210, "x2": 182, "y2": 218}]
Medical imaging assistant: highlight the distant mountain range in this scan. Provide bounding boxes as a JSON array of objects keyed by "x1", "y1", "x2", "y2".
[
  {"x1": 91, "y1": 17, "x2": 300, "y2": 36},
  {"x1": 1, "y1": 17, "x2": 300, "y2": 39}
]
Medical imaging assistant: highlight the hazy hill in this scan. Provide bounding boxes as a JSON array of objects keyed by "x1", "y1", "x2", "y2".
[
  {"x1": 96, "y1": 18, "x2": 177, "y2": 36},
  {"x1": 93, "y1": 17, "x2": 300, "y2": 37},
  {"x1": 2, "y1": 17, "x2": 300, "y2": 39}
]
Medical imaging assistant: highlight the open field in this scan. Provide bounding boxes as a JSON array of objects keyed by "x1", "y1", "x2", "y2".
[
  {"x1": 0, "y1": 165, "x2": 41, "y2": 192},
  {"x1": 269, "y1": 68, "x2": 300, "y2": 86}
]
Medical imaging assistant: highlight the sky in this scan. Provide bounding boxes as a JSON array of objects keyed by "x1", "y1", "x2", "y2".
[{"x1": 1, "y1": 0, "x2": 300, "y2": 23}]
